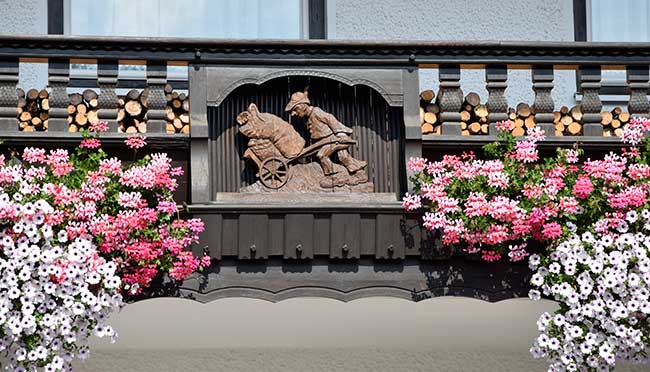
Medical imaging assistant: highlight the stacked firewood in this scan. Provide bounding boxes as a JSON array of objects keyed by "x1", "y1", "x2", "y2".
[
  {"x1": 17, "y1": 88, "x2": 49, "y2": 132},
  {"x1": 602, "y1": 107, "x2": 630, "y2": 137},
  {"x1": 118, "y1": 89, "x2": 148, "y2": 133},
  {"x1": 419, "y1": 90, "x2": 440, "y2": 135},
  {"x1": 67, "y1": 89, "x2": 99, "y2": 132},
  {"x1": 165, "y1": 84, "x2": 190, "y2": 134},
  {"x1": 553, "y1": 105, "x2": 583, "y2": 136},
  {"x1": 459, "y1": 92, "x2": 488, "y2": 135},
  {"x1": 506, "y1": 103, "x2": 536, "y2": 137}
]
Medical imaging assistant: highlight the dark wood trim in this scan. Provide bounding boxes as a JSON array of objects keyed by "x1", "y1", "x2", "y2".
[
  {"x1": 47, "y1": 0, "x2": 64, "y2": 35},
  {"x1": 308, "y1": 0, "x2": 326, "y2": 39},
  {"x1": 573, "y1": 0, "x2": 587, "y2": 41},
  {"x1": 4, "y1": 35, "x2": 650, "y2": 66}
]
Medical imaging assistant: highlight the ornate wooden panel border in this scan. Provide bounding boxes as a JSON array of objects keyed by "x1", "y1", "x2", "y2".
[{"x1": 165, "y1": 257, "x2": 532, "y2": 303}]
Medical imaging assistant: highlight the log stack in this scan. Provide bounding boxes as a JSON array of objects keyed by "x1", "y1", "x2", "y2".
[
  {"x1": 553, "y1": 105, "x2": 583, "y2": 136},
  {"x1": 118, "y1": 89, "x2": 148, "y2": 133},
  {"x1": 17, "y1": 88, "x2": 49, "y2": 132},
  {"x1": 459, "y1": 92, "x2": 489, "y2": 136},
  {"x1": 506, "y1": 103, "x2": 536, "y2": 137},
  {"x1": 419, "y1": 89, "x2": 440, "y2": 135},
  {"x1": 165, "y1": 84, "x2": 190, "y2": 134},
  {"x1": 66, "y1": 89, "x2": 99, "y2": 132},
  {"x1": 602, "y1": 107, "x2": 630, "y2": 137}
]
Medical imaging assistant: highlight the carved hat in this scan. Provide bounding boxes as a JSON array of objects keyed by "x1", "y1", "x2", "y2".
[{"x1": 284, "y1": 91, "x2": 311, "y2": 112}]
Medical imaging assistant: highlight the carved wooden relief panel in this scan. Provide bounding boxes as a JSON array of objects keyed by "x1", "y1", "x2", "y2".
[
  {"x1": 236, "y1": 91, "x2": 373, "y2": 192},
  {"x1": 209, "y1": 75, "x2": 404, "y2": 196}
]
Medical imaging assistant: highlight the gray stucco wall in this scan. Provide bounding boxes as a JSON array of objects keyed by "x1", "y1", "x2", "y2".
[
  {"x1": 0, "y1": 0, "x2": 48, "y2": 90},
  {"x1": 332, "y1": 0, "x2": 577, "y2": 109}
]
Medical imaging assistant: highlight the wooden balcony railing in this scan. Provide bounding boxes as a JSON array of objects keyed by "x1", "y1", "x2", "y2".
[{"x1": 4, "y1": 35, "x2": 650, "y2": 301}]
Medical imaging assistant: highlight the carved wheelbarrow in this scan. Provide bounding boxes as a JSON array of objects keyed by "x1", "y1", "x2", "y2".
[{"x1": 257, "y1": 136, "x2": 357, "y2": 189}]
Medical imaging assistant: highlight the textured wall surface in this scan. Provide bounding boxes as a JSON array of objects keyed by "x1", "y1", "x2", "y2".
[
  {"x1": 0, "y1": 0, "x2": 48, "y2": 90},
  {"x1": 333, "y1": 0, "x2": 577, "y2": 108}
]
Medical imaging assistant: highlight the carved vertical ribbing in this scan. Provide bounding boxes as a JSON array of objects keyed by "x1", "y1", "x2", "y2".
[
  {"x1": 97, "y1": 60, "x2": 119, "y2": 132},
  {"x1": 47, "y1": 58, "x2": 70, "y2": 132},
  {"x1": 146, "y1": 61, "x2": 167, "y2": 133},
  {"x1": 437, "y1": 65, "x2": 463, "y2": 135},
  {"x1": 485, "y1": 64, "x2": 508, "y2": 134},
  {"x1": 532, "y1": 66, "x2": 555, "y2": 136},
  {"x1": 0, "y1": 58, "x2": 19, "y2": 131},
  {"x1": 627, "y1": 66, "x2": 650, "y2": 118},
  {"x1": 579, "y1": 66, "x2": 603, "y2": 136}
]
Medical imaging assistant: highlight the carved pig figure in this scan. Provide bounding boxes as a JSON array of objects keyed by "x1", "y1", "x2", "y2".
[{"x1": 237, "y1": 103, "x2": 305, "y2": 168}]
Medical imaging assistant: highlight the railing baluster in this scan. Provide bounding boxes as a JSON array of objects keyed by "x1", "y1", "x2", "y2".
[
  {"x1": 403, "y1": 67, "x2": 421, "y2": 192},
  {"x1": 145, "y1": 60, "x2": 167, "y2": 133},
  {"x1": 627, "y1": 66, "x2": 650, "y2": 118},
  {"x1": 532, "y1": 65, "x2": 555, "y2": 136},
  {"x1": 438, "y1": 65, "x2": 463, "y2": 135},
  {"x1": 97, "y1": 59, "x2": 119, "y2": 132},
  {"x1": 579, "y1": 66, "x2": 603, "y2": 136},
  {"x1": 47, "y1": 58, "x2": 70, "y2": 132},
  {"x1": 485, "y1": 64, "x2": 508, "y2": 134},
  {"x1": 0, "y1": 57, "x2": 18, "y2": 131}
]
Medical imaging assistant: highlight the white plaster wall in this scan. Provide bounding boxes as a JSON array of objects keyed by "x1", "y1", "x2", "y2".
[
  {"x1": 332, "y1": 0, "x2": 577, "y2": 108},
  {"x1": 0, "y1": 0, "x2": 48, "y2": 90}
]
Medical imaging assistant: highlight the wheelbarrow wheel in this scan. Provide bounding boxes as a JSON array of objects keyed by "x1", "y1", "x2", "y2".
[{"x1": 259, "y1": 157, "x2": 290, "y2": 189}]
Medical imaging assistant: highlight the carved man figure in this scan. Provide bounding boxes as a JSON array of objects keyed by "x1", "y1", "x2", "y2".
[{"x1": 285, "y1": 91, "x2": 367, "y2": 176}]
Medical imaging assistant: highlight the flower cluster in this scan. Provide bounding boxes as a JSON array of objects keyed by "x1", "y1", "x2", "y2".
[
  {"x1": 15, "y1": 128, "x2": 209, "y2": 293},
  {"x1": 0, "y1": 121, "x2": 208, "y2": 370},
  {"x1": 404, "y1": 115, "x2": 650, "y2": 370},
  {"x1": 403, "y1": 123, "x2": 581, "y2": 261},
  {"x1": 404, "y1": 117, "x2": 650, "y2": 263},
  {"x1": 0, "y1": 193, "x2": 122, "y2": 371},
  {"x1": 529, "y1": 212, "x2": 650, "y2": 370}
]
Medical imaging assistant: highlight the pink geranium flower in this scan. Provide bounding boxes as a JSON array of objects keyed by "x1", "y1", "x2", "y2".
[
  {"x1": 125, "y1": 135, "x2": 147, "y2": 149},
  {"x1": 572, "y1": 175, "x2": 593, "y2": 199},
  {"x1": 514, "y1": 140, "x2": 538, "y2": 163},
  {"x1": 22, "y1": 147, "x2": 46, "y2": 163},
  {"x1": 402, "y1": 193, "x2": 422, "y2": 211},
  {"x1": 80, "y1": 138, "x2": 101, "y2": 149},
  {"x1": 90, "y1": 120, "x2": 109, "y2": 133},
  {"x1": 481, "y1": 250, "x2": 502, "y2": 262},
  {"x1": 495, "y1": 120, "x2": 514, "y2": 131},
  {"x1": 407, "y1": 157, "x2": 427, "y2": 172}
]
